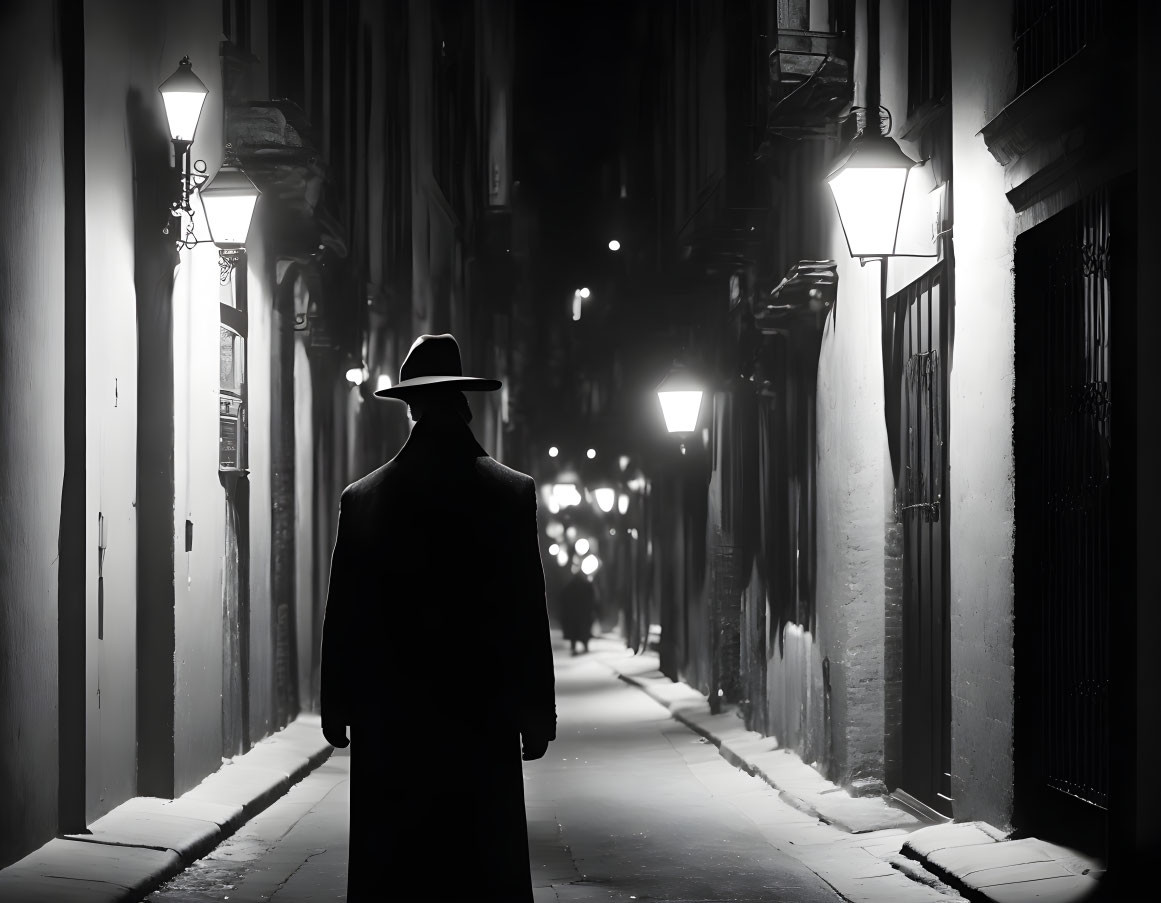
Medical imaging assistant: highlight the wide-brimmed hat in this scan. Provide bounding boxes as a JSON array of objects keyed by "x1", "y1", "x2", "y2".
[{"x1": 374, "y1": 333, "x2": 501, "y2": 399}]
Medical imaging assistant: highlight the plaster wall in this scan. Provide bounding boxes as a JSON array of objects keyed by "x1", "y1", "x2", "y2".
[
  {"x1": 171, "y1": 242, "x2": 227, "y2": 792},
  {"x1": 293, "y1": 338, "x2": 316, "y2": 710},
  {"x1": 947, "y1": 0, "x2": 1017, "y2": 829},
  {"x1": 811, "y1": 257, "x2": 889, "y2": 783},
  {"x1": 247, "y1": 249, "x2": 274, "y2": 742},
  {"x1": 0, "y1": 1, "x2": 65, "y2": 868},
  {"x1": 83, "y1": 0, "x2": 161, "y2": 822}
]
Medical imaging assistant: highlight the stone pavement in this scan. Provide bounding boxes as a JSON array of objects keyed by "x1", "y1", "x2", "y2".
[
  {"x1": 590, "y1": 639, "x2": 1105, "y2": 903},
  {"x1": 0, "y1": 638, "x2": 1107, "y2": 903},
  {"x1": 0, "y1": 716, "x2": 331, "y2": 903}
]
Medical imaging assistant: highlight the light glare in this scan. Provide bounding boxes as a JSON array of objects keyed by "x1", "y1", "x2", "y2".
[
  {"x1": 575, "y1": 538, "x2": 590, "y2": 555},
  {"x1": 581, "y1": 554, "x2": 600, "y2": 575},
  {"x1": 345, "y1": 368, "x2": 365, "y2": 386},
  {"x1": 594, "y1": 488, "x2": 616, "y2": 513},
  {"x1": 586, "y1": 448, "x2": 596, "y2": 460},
  {"x1": 376, "y1": 374, "x2": 392, "y2": 392},
  {"x1": 608, "y1": 239, "x2": 621, "y2": 251},
  {"x1": 548, "y1": 543, "x2": 560, "y2": 556},
  {"x1": 548, "y1": 446, "x2": 559, "y2": 457},
  {"x1": 827, "y1": 166, "x2": 909, "y2": 258},
  {"x1": 658, "y1": 390, "x2": 703, "y2": 433},
  {"x1": 552, "y1": 483, "x2": 583, "y2": 508},
  {"x1": 618, "y1": 493, "x2": 630, "y2": 515}
]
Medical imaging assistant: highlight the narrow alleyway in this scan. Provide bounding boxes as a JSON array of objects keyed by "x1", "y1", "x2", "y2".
[{"x1": 145, "y1": 638, "x2": 843, "y2": 902}]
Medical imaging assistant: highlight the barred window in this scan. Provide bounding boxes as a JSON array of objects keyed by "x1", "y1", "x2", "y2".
[{"x1": 908, "y1": 0, "x2": 951, "y2": 115}]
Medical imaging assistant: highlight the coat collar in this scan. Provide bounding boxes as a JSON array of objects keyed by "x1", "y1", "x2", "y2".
[{"x1": 401, "y1": 413, "x2": 488, "y2": 461}]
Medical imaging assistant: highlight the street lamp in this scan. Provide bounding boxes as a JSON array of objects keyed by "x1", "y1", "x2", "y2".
[
  {"x1": 199, "y1": 148, "x2": 261, "y2": 282},
  {"x1": 159, "y1": 57, "x2": 208, "y2": 143},
  {"x1": 656, "y1": 364, "x2": 704, "y2": 453},
  {"x1": 159, "y1": 57, "x2": 209, "y2": 231},
  {"x1": 826, "y1": 133, "x2": 918, "y2": 260}
]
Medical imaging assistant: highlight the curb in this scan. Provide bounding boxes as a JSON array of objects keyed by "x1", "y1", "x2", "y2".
[
  {"x1": 0, "y1": 715, "x2": 332, "y2": 903},
  {"x1": 594, "y1": 643, "x2": 1105, "y2": 903}
]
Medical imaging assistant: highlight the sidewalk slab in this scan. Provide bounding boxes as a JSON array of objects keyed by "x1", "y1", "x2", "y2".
[
  {"x1": 593, "y1": 638, "x2": 1108, "y2": 903},
  {"x1": 64, "y1": 796, "x2": 223, "y2": 861},
  {"x1": 0, "y1": 838, "x2": 180, "y2": 903},
  {"x1": 0, "y1": 715, "x2": 331, "y2": 903}
]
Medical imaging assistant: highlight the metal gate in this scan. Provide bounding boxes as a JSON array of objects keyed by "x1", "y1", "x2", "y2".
[
  {"x1": 1015, "y1": 188, "x2": 1112, "y2": 849},
  {"x1": 890, "y1": 263, "x2": 952, "y2": 816}
]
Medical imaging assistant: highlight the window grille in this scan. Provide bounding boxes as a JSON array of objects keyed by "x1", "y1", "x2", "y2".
[
  {"x1": 908, "y1": 0, "x2": 951, "y2": 115},
  {"x1": 1014, "y1": 0, "x2": 1106, "y2": 94}
]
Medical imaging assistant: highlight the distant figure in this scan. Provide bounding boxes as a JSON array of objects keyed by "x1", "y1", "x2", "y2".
[
  {"x1": 560, "y1": 571, "x2": 597, "y2": 655},
  {"x1": 320, "y1": 334, "x2": 557, "y2": 903}
]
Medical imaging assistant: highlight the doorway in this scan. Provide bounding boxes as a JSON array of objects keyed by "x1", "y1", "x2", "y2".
[
  {"x1": 890, "y1": 262, "x2": 952, "y2": 816},
  {"x1": 1013, "y1": 182, "x2": 1131, "y2": 856}
]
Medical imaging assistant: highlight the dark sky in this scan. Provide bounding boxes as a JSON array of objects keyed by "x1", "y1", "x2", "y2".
[{"x1": 514, "y1": 1, "x2": 639, "y2": 269}]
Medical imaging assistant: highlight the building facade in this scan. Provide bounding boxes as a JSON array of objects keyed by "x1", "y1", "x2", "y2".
[
  {"x1": 0, "y1": 0, "x2": 518, "y2": 869},
  {"x1": 603, "y1": 0, "x2": 1159, "y2": 881}
]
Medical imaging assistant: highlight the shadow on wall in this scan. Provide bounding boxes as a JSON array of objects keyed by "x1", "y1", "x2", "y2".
[{"x1": 126, "y1": 85, "x2": 181, "y2": 797}]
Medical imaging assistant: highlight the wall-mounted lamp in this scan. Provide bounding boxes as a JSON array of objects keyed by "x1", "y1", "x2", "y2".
[
  {"x1": 826, "y1": 131, "x2": 918, "y2": 261},
  {"x1": 159, "y1": 59, "x2": 259, "y2": 275},
  {"x1": 199, "y1": 148, "x2": 260, "y2": 282},
  {"x1": 159, "y1": 57, "x2": 209, "y2": 230},
  {"x1": 656, "y1": 363, "x2": 705, "y2": 454}
]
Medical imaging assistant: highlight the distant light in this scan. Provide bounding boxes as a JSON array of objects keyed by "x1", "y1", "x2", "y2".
[
  {"x1": 594, "y1": 488, "x2": 616, "y2": 513},
  {"x1": 609, "y1": 528, "x2": 616, "y2": 536},
  {"x1": 575, "y1": 538, "x2": 590, "y2": 555},
  {"x1": 345, "y1": 367, "x2": 365, "y2": 386},
  {"x1": 548, "y1": 446, "x2": 559, "y2": 458},
  {"x1": 618, "y1": 455, "x2": 630, "y2": 471},
  {"x1": 618, "y1": 493, "x2": 630, "y2": 515},
  {"x1": 572, "y1": 295, "x2": 582, "y2": 321},
  {"x1": 608, "y1": 239, "x2": 621, "y2": 251},
  {"x1": 556, "y1": 551, "x2": 569, "y2": 566},
  {"x1": 581, "y1": 554, "x2": 600, "y2": 575},
  {"x1": 566, "y1": 526, "x2": 577, "y2": 540},
  {"x1": 579, "y1": 287, "x2": 591, "y2": 299},
  {"x1": 376, "y1": 374, "x2": 392, "y2": 392},
  {"x1": 548, "y1": 543, "x2": 560, "y2": 556},
  {"x1": 552, "y1": 483, "x2": 583, "y2": 508},
  {"x1": 545, "y1": 520, "x2": 564, "y2": 539},
  {"x1": 586, "y1": 448, "x2": 596, "y2": 460}
]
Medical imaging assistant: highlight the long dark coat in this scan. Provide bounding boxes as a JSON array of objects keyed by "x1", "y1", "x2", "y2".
[
  {"x1": 320, "y1": 414, "x2": 556, "y2": 902},
  {"x1": 560, "y1": 574, "x2": 596, "y2": 643}
]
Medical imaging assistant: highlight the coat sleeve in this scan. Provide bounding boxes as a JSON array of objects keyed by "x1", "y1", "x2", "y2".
[
  {"x1": 518, "y1": 479, "x2": 557, "y2": 741},
  {"x1": 320, "y1": 490, "x2": 354, "y2": 725}
]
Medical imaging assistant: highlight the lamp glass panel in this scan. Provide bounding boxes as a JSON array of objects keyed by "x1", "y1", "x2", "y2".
[
  {"x1": 658, "y1": 389, "x2": 703, "y2": 433},
  {"x1": 202, "y1": 192, "x2": 258, "y2": 247},
  {"x1": 594, "y1": 488, "x2": 615, "y2": 513},
  {"x1": 827, "y1": 166, "x2": 909, "y2": 257},
  {"x1": 162, "y1": 91, "x2": 207, "y2": 142}
]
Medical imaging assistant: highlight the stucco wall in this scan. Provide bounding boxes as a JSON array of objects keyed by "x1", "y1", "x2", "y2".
[
  {"x1": 247, "y1": 247, "x2": 274, "y2": 742},
  {"x1": 84, "y1": 0, "x2": 155, "y2": 822},
  {"x1": 947, "y1": 0, "x2": 1017, "y2": 829},
  {"x1": 0, "y1": 1, "x2": 66, "y2": 869},
  {"x1": 813, "y1": 259, "x2": 889, "y2": 783}
]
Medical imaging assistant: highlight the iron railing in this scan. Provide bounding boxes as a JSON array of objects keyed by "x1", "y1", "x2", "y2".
[{"x1": 1037, "y1": 188, "x2": 1111, "y2": 810}]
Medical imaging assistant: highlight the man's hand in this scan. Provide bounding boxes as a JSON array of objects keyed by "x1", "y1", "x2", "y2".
[
  {"x1": 521, "y1": 733, "x2": 550, "y2": 761},
  {"x1": 322, "y1": 717, "x2": 349, "y2": 749}
]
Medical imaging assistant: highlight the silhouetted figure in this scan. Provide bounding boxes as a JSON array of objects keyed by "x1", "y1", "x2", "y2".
[
  {"x1": 560, "y1": 572, "x2": 597, "y2": 655},
  {"x1": 320, "y1": 334, "x2": 556, "y2": 903}
]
